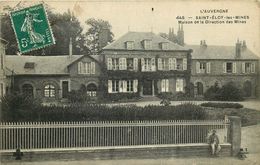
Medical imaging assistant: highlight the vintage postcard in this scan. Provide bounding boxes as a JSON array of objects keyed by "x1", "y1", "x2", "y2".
[{"x1": 0, "y1": 0, "x2": 259, "y2": 165}]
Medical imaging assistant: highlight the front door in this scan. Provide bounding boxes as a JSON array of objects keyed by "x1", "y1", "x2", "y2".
[{"x1": 143, "y1": 80, "x2": 153, "y2": 95}]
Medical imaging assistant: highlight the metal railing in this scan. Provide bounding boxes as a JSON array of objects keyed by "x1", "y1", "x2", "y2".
[{"x1": 0, "y1": 120, "x2": 229, "y2": 152}]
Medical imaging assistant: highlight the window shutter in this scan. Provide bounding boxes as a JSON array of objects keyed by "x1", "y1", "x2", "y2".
[
  {"x1": 232, "y1": 62, "x2": 237, "y2": 73},
  {"x1": 122, "y1": 58, "x2": 127, "y2": 70},
  {"x1": 196, "y1": 62, "x2": 200, "y2": 73},
  {"x1": 223, "y1": 62, "x2": 227, "y2": 73},
  {"x1": 161, "y1": 79, "x2": 165, "y2": 92},
  {"x1": 206, "y1": 62, "x2": 211, "y2": 73},
  {"x1": 107, "y1": 58, "x2": 112, "y2": 70},
  {"x1": 141, "y1": 58, "x2": 145, "y2": 71},
  {"x1": 242, "y1": 62, "x2": 245, "y2": 73},
  {"x1": 133, "y1": 58, "x2": 138, "y2": 71},
  {"x1": 108, "y1": 80, "x2": 112, "y2": 93},
  {"x1": 173, "y1": 58, "x2": 177, "y2": 70},
  {"x1": 91, "y1": 62, "x2": 95, "y2": 74},
  {"x1": 251, "y1": 62, "x2": 255, "y2": 73},
  {"x1": 165, "y1": 79, "x2": 169, "y2": 92},
  {"x1": 168, "y1": 58, "x2": 172, "y2": 70},
  {"x1": 176, "y1": 79, "x2": 184, "y2": 92},
  {"x1": 85, "y1": 63, "x2": 90, "y2": 74},
  {"x1": 78, "y1": 62, "x2": 81, "y2": 74},
  {"x1": 158, "y1": 58, "x2": 162, "y2": 70},
  {"x1": 119, "y1": 80, "x2": 123, "y2": 92},
  {"x1": 119, "y1": 58, "x2": 123, "y2": 70},
  {"x1": 183, "y1": 58, "x2": 187, "y2": 70},
  {"x1": 123, "y1": 81, "x2": 127, "y2": 92},
  {"x1": 133, "y1": 80, "x2": 138, "y2": 93},
  {"x1": 151, "y1": 58, "x2": 156, "y2": 71}
]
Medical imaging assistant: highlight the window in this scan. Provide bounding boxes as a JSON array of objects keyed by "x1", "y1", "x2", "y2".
[
  {"x1": 223, "y1": 62, "x2": 236, "y2": 73},
  {"x1": 168, "y1": 58, "x2": 176, "y2": 70},
  {"x1": 196, "y1": 62, "x2": 211, "y2": 73},
  {"x1": 127, "y1": 80, "x2": 134, "y2": 92},
  {"x1": 78, "y1": 62, "x2": 95, "y2": 74},
  {"x1": 161, "y1": 42, "x2": 169, "y2": 50},
  {"x1": 141, "y1": 58, "x2": 156, "y2": 71},
  {"x1": 44, "y1": 84, "x2": 55, "y2": 97},
  {"x1": 0, "y1": 83, "x2": 3, "y2": 97},
  {"x1": 112, "y1": 58, "x2": 119, "y2": 70},
  {"x1": 176, "y1": 59, "x2": 183, "y2": 70},
  {"x1": 143, "y1": 40, "x2": 152, "y2": 49},
  {"x1": 22, "y1": 84, "x2": 33, "y2": 97},
  {"x1": 127, "y1": 58, "x2": 134, "y2": 70},
  {"x1": 200, "y1": 62, "x2": 206, "y2": 73},
  {"x1": 112, "y1": 80, "x2": 119, "y2": 92},
  {"x1": 87, "y1": 83, "x2": 97, "y2": 97},
  {"x1": 226, "y1": 62, "x2": 232, "y2": 73},
  {"x1": 126, "y1": 41, "x2": 134, "y2": 49},
  {"x1": 161, "y1": 79, "x2": 169, "y2": 92},
  {"x1": 243, "y1": 62, "x2": 255, "y2": 73},
  {"x1": 176, "y1": 78, "x2": 184, "y2": 92}
]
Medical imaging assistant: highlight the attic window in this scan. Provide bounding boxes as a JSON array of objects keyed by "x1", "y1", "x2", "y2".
[
  {"x1": 125, "y1": 41, "x2": 134, "y2": 50},
  {"x1": 143, "y1": 40, "x2": 152, "y2": 49},
  {"x1": 161, "y1": 42, "x2": 169, "y2": 50},
  {"x1": 24, "y1": 62, "x2": 35, "y2": 69}
]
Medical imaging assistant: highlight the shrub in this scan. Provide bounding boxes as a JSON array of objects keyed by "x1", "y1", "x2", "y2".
[
  {"x1": 67, "y1": 88, "x2": 91, "y2": 103},
  {"x1": 200, "y1": 102, "x2": 243, "y2": 109},
  {"x1": 204, "y1": 82, "x2": 244, "y2": 101}
]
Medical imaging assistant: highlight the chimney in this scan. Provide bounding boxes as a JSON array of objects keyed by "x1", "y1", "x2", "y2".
[
  {"x1": 98, "y1": 28, "x2": 110, "y2": 51},
  {"x1": 235, "y1": 39, "x2": 242, "y2": 58},
  {"x1": 242, "y1": 40, "x2": 247, "y2": 50},
  {"x1": 69, "y1": 37, "x2": 72, "y2": 58},
  {"x1": 200, "y1": 40, "x2": 207, "y2": 48}
]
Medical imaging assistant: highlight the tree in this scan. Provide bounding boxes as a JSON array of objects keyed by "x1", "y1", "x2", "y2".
[
  {"x1": 85, "y1": 18, "x2": 114, "y2": 53},
  {"x1": 1, "y1": 4, "x2": 89, "y2": 55}
]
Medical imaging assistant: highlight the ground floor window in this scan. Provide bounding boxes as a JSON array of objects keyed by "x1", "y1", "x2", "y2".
[
  {"x1": 0, "y1": 83, "x2": 4, "y2": 97},
  {"x1": 176, "y1": 78, "x2": 184, "y2": 92},
  {"x1": 87, "y1": 83, "x2": 97, "y2": 97},
  {"x1": 196, "y1": 82, "x2": 204, "y2": 95},
  {"x1": 108, "y1": 80, "x2": 138, "y2": 93},
  {"x1": 127, "y1": 80, "x2": 134, "y2": 92},
  {"x1": 44, "y1": 84, "x2": 55, "y2": 97},
  {"x1": 22, "y1": 84, "x2": 34, "y2": 97},
  {"x1": 161, "y1": 79, "x2": 169, "y2": 92}
]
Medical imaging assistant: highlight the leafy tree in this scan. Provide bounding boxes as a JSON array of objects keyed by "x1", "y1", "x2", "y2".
[
  {"x1": 85, "y1": 18, "x2": 114, "y2": 53},
  {"x1": 1, "y1": 4, "x2": 89, "y2": 55}
]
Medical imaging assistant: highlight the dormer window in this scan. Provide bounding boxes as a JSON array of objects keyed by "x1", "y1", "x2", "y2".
[
  {"x1": 125, "y1": 41, "x2": 134, "y2": 50},
  {"x1": 143, "y1": 40, "x2": 152, "y2": 49},
  {"x1": 161, "y1": 42, "x2": 169, "y2": 50},
  {"x1": 24, "y1": 62, "x2": 35, "y2": 69}
]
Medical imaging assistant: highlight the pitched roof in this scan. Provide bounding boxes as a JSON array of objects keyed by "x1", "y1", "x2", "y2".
[
  {"x1": 103, "y1": 32, "x2": 189, "y2": 51},
  {"x1": 185, "y1": 45, "x2": 259, "y2": 60},
  {"x1": 5, "y1": 55, "x2": 83, "y2": 75}
]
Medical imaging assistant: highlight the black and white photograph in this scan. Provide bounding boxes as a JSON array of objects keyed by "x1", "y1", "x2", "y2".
[{"x1": 0, "y1": 0, "x2": 259, "y2": 164}]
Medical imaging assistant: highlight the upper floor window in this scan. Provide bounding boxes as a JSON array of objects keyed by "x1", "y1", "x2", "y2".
[
  {"x1": 161, "y1": 42, "x2": 169, "y2": 50},
  {"x1": 223, "y1": 62, "x2": 236, "y2": 73},
  {"x1": 44, "y1": 84, "x2": 55, "y2": 98},
  {"x1": 196, "y1": 62, "x2": 210, "y2": 73},
  {"x1": 78, "y1": 62, "x2": 95, "y2": 74},
  {"x1": 158, "y1": 58, "x2": 168, "y2": 70},
  {"x1": 107, "y1": 58, "x2": 138, "y2": 71},
  {"x1": 141, "y1": 58, "x2": 156, "y2": 72},
  {"x1": 125, "y1": 41, "x2": 134, "y2": 50},
  {"x1": 143, "y1": 40, "x2": 152, "y2": 49},
  {"x1": 242, "y1": 62, "x2": 255, "y2": 73},
  {"x1": 176, "y1": 59, "x2": 183, "y2": 70}
]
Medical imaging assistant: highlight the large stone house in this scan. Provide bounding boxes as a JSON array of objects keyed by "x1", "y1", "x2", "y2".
[
  {"x1": 0, "y1": 38, "x2": 8, "y2": 97},
  {"x1": 101, "y1": 32, "x2": 192, "y2": 98},
  {"x1": 1, "y1": 29, "x2": 259, "y2": 102},
  {"x1": 187, "y1": 40, "x2": 259, "y2": 97},
  {"x1": 4, "y1": 53, "x2": 101, "y2": 102}
]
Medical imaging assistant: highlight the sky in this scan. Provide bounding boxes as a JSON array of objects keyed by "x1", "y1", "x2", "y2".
[{"x1": 1, "y1": 0, "x2": 260, "y2": 55}]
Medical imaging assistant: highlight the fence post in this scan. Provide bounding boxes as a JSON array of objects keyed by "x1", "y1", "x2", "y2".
[{"x1": 228, "y1": 116, "x2": 241, "y2": 156}]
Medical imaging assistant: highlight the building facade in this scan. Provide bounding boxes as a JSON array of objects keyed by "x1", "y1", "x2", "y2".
[
  {"x1": 187, "y1": 40, "x2": 259, "y2": 98},
  {"x1": 0, "y1": 38, "x2": 8, "y2": 98},
  {"x1": 2, "y1": 31, "x2": 259, "y2": 102},
  {"x1": 101, "y1": 32, "x2": 192, "y2": 98}
]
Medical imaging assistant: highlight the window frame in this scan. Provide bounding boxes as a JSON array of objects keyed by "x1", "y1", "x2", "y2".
[{"x1": 44, "y1": 84, "x2": 56, "y2": 98}]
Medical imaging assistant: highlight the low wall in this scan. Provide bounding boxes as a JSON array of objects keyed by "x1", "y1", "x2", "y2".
[{"x1": 0, "y1": 143, "x2": 232, "y2": 161}]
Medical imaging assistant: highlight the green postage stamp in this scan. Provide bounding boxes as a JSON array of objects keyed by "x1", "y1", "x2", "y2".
[{"x1": 10, "y1": 4, "x2": 55, "y2": 54}]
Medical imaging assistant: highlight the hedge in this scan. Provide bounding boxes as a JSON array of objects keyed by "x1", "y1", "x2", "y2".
[{"x1": 200, "y1": 102, "x2": 243, "y2": 109}]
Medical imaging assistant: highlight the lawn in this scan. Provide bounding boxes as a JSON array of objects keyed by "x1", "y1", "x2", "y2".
[{"x1": 205, "y1": 107, "x2": 260, "y2": 126}]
